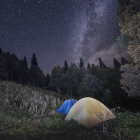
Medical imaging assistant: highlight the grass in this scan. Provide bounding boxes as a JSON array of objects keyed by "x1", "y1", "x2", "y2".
[{"x1": 0, "y1": 80, "x2": 140, "y2": 140}]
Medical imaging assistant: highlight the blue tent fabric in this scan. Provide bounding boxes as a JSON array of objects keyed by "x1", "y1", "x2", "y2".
[{"x1": 56, "y1": 98, "x2": 77, "y2": 114}]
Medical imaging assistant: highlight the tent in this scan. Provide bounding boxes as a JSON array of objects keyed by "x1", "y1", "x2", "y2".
[
  {"x1": 56, "y1": 98, "x2": 77, "y2": 114},
  {"x1": 65, "y1": 97, "x2": 116, "y2": 128}
]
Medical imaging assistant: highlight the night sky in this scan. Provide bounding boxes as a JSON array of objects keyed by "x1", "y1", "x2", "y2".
[{"x1": 0, "y1": 0, "x2": 132, "y2": 75}]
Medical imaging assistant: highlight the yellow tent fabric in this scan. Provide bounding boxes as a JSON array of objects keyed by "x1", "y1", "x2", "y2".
[{"x1": 65, "y1": 97, "x2": 116, "y2": 128}]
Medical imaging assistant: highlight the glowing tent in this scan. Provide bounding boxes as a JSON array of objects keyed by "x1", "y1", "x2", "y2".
[
  {"x1": 56, "y1": 98, "x2": 77, "y2": 114},
  {"x1": 65, "y1": 97, "x2": 116, "y2": 128}
]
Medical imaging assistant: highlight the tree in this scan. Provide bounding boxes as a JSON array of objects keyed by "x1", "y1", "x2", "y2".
[
  {"x1": 66, "y1": 63, "x2": 86, "y2": 97},
  {"x1": 99, "y1": 57, "x2": 106, "y2": 68},
  {"x1": 45, "y1": 73, "x2": 50, "y2": 88},
  {"x1": 87, "y1": 64, "x2": 98, "y2": 75},
  {"x1": 87, "y1": 63, "x2": 91, "y2": 69},
  {"x1": 120, "y1": 63, "x2": 140, "y2": 98},
  {"x1": 79, "y1": 74, "x2": 104, "y2": 100},
  {"x1": 6, "y1": 51, "x2": 10, "y2": 56},
  {"x1": 0, "y1": 48, "x2": 2, "y2": 54},
  {"x1": 117, "y1": 0, "x2": 140, "y2": 98},
  {"x1": 101, "y1": 68, "x2": 127, "y2": 104},
  {"x1": 79, "y1": 58, "x2": 84, "y2": 68},
  {"x1": 14, "y1": 59, "x2": 28, "y2": 85},
  {"x1": 49, "y1": 65, "x2": 63, "y2": 92},
  {"x1": 117, "y1": 34, "x2": 133, "y2": 48},
  {"x1": 23, "y1": 56, "x2": 28, "y2": 67},
  {"x1": 121, "y1": 57, "x2": 129, "y2": 65},
  {"x1": 59, "y1": 74, "x2": 69, "y2": 95},
  {"x1": 114, "y1": 58, "x2": 121, "y2": 69},
  {"x1": 0, "y1": 53, "x2": 8, "y2": 80},
  {"x1": 6, "y1": 54, "x2": 18, "y2": 81},
  {"x1": 28, "y1": 66, "x2": 45, "y2": 87},
  {"x1": 63, "y1": 60, "x2": 68, "y2": 74},
  {"x1": 31, "y1": 53, "x2": 38, "y2": 67}
]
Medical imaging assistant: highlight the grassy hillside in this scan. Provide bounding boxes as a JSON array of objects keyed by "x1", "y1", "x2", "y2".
[{"x1": 0, "y1": 80, "x2": 140, "y2": 140}]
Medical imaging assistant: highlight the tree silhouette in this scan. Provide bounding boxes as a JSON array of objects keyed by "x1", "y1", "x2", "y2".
[
  {"x1": 6, "y1": 51, "x2": 10, "y2": 56},
  {"x1": 99, "y1": 57, "x2": 106, "y2": 68},
  {"x1": 28, "y1": 66, "x2": 45, "y2": 87},
  {"x1": 63, "y1": 60, "x2": 68, "y2": 74},
  {"x1": 45, "y1": 73, "x2": 50, "y2": 88},
  {"x1": 31, "y1": 53, "x2": 38, "y2": 67},
  {"x1": 23, "y1": 56, "x2": 28, "y2": 67},
  {"x1": 121, "y1": 57, "x2": 129, "y2": 65},
  {"x1": 0, "y1": 48, "x2": 2, "y2": 54},
  {"x1": 79, "y1": 58, "x2": 84, "y2": 68},
  {"x1": 87, "y1": 63, "x2": 91, "y2": 68},
  {"x1": 113, "y1": 58, "x2": 121, "y2": 69}
]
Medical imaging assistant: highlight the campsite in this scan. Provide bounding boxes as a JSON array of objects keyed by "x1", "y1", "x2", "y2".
[
  {"x1": 0, "y1": 80, "x2": 140, "y2": 140},
  {"x1": 0, "y1": 0, "x2": 140, "y2": 140}
]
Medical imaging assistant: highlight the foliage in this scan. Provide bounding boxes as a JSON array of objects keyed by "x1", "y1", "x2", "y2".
[
  {"x1": 99, "y1": 57, "x2": 106, "y2": 68},
  {"x1": 113, "y1": 58, "x2": 121, "y2": 69},
  {"x1": 0, "y1": 53, "x2": 8, "y2": 80},
  {"x1": 0, "y1": 80, "x2": 140, "y2": 140},
  {"x1": 63, "y1": 60, "x2": 69, "y2": 74},
  {"x1": 120, "y1": 63, "x2": 140, "y2": 98},
  {"x1": 23, "y1": 56, "x2": 28, "y2": 67},
  {"x1": 59, "y1": 74, "x2": 69, "y2": 95},
  {"x1": 49, "y1": 65, "x2": 63, "y2": 92},
  {"x1": 117, "y1": 34, "x2": 134, "y2": 48},
  {"x1": 14, "y1": 59, "x2": 28, "y2": 85},
  {"x1": 0, "y1": 80, "x2": 72, "y2": 117},
  {"x1": 102, "y1": 89, "x2": 113, "y2": 105},
  {"x1": 117, "y1": 0, "x2": 140, "y2": 98},
  {"x1": 0, "y1": 102, "x2": 140, "y2": 140},
  {"x1": 79, "y1": 74, "x2": 104, "y2": 99},
  {"x1": 121, "y1": 57, "x2": 130, "y2": 65},
  {"x1": 87, "y1": 63, "x2": 91, "y2": 69},
  {"x1": 31, "y1": 53, "x2": 38, "y2": 67},
  {"x1": 109, "y1": 111, "x2": 140, "y2": 140},
  {"x1": 28, "y1": 66, "x2": 45, "y2": 87},
  {"x1": 66, "y1": 64, "x2": 86, "y2": 97},
  {"x1": 45, "y1": 73, "x2": 50, "y2": 88},
  {"x1": 79, "y1": 58, "x2": 84, "y2": 68}
]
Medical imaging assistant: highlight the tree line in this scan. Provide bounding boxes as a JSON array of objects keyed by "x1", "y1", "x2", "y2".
[
  {"x1": 0, "y1": 48, "x2": 132, "y2": 106},
  {"x1": 0, "y1": 49, "x2": 46, "y2": 87},
  {"x1": 1, "y1": 0, "x2": 140, "y2": 106}
]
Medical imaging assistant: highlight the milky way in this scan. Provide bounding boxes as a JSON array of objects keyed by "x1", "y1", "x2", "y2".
[
  {"x1": 0, "y1": 0, "x2": 131, "y2": 75},
  {"x1": 70, "y1": 0, "x2": 132, "y2": 66}
]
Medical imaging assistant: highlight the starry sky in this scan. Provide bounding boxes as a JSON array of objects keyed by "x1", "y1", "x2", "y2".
[{"x1": 0, "y1": 0, "x2": 132, "y2": 75}]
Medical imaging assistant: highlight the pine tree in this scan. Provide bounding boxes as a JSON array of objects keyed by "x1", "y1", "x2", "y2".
[
  {"x1": 114, "y1": 58, "x2": 121, "y2": 69},
  {"x1": 6, "y1": 51, "x2": 10, "y2": 56},
  {"x1": 63, "y1": 60, "x2": 68, "y2": 74},
  {"x1": 79, "y1": 58, "x2": 84, "y2": 68},
  {"x1": 49, "y1": 65, "x2": 62, "y2": 92},
  {"x1": 31, "y1": 53, "x2": 38, "y2": 67},
  {"x1": 121, "y1": 57, "x2": 129, "y2": 65},
  {"x1": 23, "y1": 56, "x2": 28, "y2": 67},
  {"x1": 87, "y1": 63, "x2": 91, "y2": 68},
  {"x1": 29, "y1": 65, "x2": 45, "y2": 87},
  {"x1": 0, "y1": 48, "x2": 2, "y2": 54},
  {"x1": 45, "y1": 73, "x2": 50, "y2": 88},
  {"x1": 99, "y1": 57, "x2": 106, "y2": 68}
]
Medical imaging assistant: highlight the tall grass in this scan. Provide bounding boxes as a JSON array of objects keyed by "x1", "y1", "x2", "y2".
[
  {"x1": 0, "y1": 80, "x2": 140, "y2": 140},
  {"x1": 0, "y1": 80, "x2": 67, "y2": 118}
]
